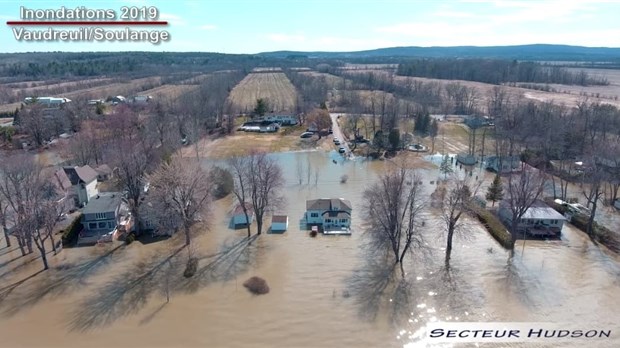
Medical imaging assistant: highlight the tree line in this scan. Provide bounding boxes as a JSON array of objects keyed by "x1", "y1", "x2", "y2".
[{"x1": 397, "y1": 59, "x2": 609, "y2": 86}]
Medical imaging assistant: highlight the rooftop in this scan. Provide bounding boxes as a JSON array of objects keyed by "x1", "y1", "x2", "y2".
[
  {"x1": 306, "y1": 198, "x2": 352, "y2": 211},
  {"x1": 272, "y1": 215, "x2": 288, "y2": 223},
  {"x1": 64, "y1": 165, "x2": 98, "y2": 185},
  {"x1": 83, "y1": 193, "x2": 122, "y2": 215}
]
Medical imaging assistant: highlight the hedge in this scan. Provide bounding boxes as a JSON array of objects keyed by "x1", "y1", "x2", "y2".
[
  {"x1": 469, "y1": 204, "x2": 514, "y2": 250},
  {"x1": 61, "y1": 214, "x2": 83, "y2": 247}
]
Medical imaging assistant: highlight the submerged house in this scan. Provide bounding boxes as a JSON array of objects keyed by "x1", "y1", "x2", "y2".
[
  {"x1": 305, "y1": 198, "x2": 352, "y2": 230},
  {"x1": 498, "y1": 200, "x2": 566, "y2": 238}
]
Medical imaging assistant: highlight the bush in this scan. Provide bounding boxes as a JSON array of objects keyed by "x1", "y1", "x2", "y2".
[
  {"x1": 243, "y1": 276, "x2": 270, "y2": 295},
  {"x1": 125, "y1": 232, "x2": 136, "y2": 245},
  {"x1": 209, "y1": 166, "x2": 233, "y2": 199},
  {"x1": 310, "y1": 230, "x2": 318, "y2": 237},
  {"x1": 183, "y1": 257, "x2": 198, "y2": 278},
  {"x1": 61, "y1": 214, "x2": 83, "y2": 247},
  {"x1": 469, "y1": 204, "x2": 514, "y2": 250}
]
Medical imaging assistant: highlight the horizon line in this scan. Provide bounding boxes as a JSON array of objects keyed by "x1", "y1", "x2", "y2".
[{"x1": 6, "y1": 21, "x2": 168, "y2": 26}]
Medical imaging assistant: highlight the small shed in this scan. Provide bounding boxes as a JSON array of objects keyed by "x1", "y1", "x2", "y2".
[
  {"x1": 271, "y1": 215, "x2": 288, "y2": 233},
  {"x1": 232, "y1": 203, "x2": 254, "y2": 228}
]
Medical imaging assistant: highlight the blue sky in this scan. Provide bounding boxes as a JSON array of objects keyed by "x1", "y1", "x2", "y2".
[{"x1": 1, "y1": 0, "x2": 619, "y2": 53}]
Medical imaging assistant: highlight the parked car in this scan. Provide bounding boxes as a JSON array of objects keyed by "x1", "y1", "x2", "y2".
[
  {"x1": 338, "y1": 147, "x2": 346, "y2": 154},
  {"x1": 328, "y1": 128, "x2": 333, "y2": 134},
  {"x1": 300, "y1": 132, "x2": 314, "y2": 138},
  {"x1": 334, "y1": 140, "x2": 341, "y2": 146},
  {"x1": 333, "y1": 137, "x2": 339, "y2": 143}
]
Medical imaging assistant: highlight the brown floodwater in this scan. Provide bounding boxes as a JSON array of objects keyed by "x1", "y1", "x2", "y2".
[{"x1": 0, "y1": 150, "x2": 619, "y2": 348}]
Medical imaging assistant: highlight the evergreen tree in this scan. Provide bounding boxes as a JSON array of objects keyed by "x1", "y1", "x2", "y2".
[
  {"x1": 440, "y1": 155, "x2": 454, "y2": 179},
  {"x1": 253, "y1": 98, "x2": 269, "y2": 118},
  {"x1": 486, "y1": 174, "x2": 504, "y2": 207}
]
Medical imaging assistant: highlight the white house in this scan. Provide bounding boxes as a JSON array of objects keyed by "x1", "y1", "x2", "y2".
[
  {"x1": 232, "y1": 203, "x2": 254, "y2": 228},
  {"x1": 259, "y1": 114, "x2": 298, "y2": 125},
  {"x1": 271, "y1": 215, "x2": 288, "y2": 233},
  {"x1": 63, "y1": 165, "x2": 99, "y2": 207},
  {"x1": 24, "y1": 96, "x2": 71, "y2": 108},
  {"x1": 498, "y1": 200, "x2": 566, "y2": 238},
  {"x1": 305, "y1": 198, "x2": 352, "y2": 230}
]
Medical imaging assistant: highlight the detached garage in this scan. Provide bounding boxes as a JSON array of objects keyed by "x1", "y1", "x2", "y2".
[{"x1": 271, "y1": 215, "x2": 288, "y2": 233}]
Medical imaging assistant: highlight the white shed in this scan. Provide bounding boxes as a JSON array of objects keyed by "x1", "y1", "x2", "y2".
[{"x1": 271, "y1": 215, "x2": 288, "y2": 233}]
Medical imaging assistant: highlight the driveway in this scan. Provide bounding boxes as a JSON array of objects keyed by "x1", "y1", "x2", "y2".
[{"x1": 329, "y1": 113, "x2": 351, "y2": 156}]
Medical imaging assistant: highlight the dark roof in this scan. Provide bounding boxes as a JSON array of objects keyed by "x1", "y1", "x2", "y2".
[
  {"x1": 82, "y1": 193, "x2": 122, "y2": 215},
  {"x1": 306, "y1": 198, "x2": 352, "y2": 211},
  {"x1": 322, "y1": 211, "x2": 351, "y2": 218},
  {"x1": 53, "y1": 168, "x2": 72, "y2": 191},
  {"x1": 63, "y1": 165, "x2": 98, "y2": 185},
  {"x1": 271, "y1": 215, "x2": 288, "y2": 223},
  {"x1": 233, "y1": 202, "x2": 254, "y2": 216}
]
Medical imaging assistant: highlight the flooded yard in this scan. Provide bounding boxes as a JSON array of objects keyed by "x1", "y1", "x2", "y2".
[{"x1": 1, "y1": 150, "x2": 619, "y2": 347}]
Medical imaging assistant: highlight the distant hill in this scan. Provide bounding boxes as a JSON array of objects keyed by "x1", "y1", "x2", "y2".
[{"x1": 258, "y1": 44, "x2": 620, "y2": 61}]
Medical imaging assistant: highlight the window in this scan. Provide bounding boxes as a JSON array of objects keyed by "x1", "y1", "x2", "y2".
[
  {"x1": 551, "y1": 219, "x2": 558, "y2": 224},
  {"x1": 98, "y1": 222, "x2": 107, "y2": 229},
  {"x1": 310, "y1": 213, "x2": 319, "y2": 218},
  {"x1": 95, "y1": 212, "x2": 107, "y2": 220},
  {"x1": 108, "y1": 222, "x2": 115, "y2": 228},
  {"x1": 325, "y1": 219, "x2": 331, "y2": 223},
  {"x1": 88, "y1": 222, "x2": 97, "y2": 229},
  {"x1": 340, "y1": 219, "x2": 348, "y2": 223}
]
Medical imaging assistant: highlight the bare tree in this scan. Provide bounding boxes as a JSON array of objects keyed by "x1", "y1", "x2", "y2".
[
  {"x1": 362, "y1": 163, "x2": 425, "y2": 277},
  {"x1": 306, "y1": 108, "x2": 332, "y2": 139},
  {"x1": 228, "y1": 152, "x2": 285, "y2": 236},
  {"x1": 0, "y1": 194, "x2": 10, "y2": 247},
  {"x1": 0, "y1": 154, "x2": 40, "y2": 256},
  {"x1": 247, "y1": 152, "x2": 285, "y2": 235},
  {"x1": 149, "y1": 157, "x2": 212, "y2": 247},
  {"x1": 505, "y1": 165, "x2": 547, "y2": 253},
  {"x1": 581, "y1": 148, "x2": 606, "y2": 236},
  {"x1": 19, "y1": 104, "x2": 49, "y2": 146},
  {"x1": 112, "y1": 139, "x2": 152, "y2": 236},
  {"x1": 228, "y1": 155, "x2": 253, "y2": 237},
  {"x1": 440, "y1": 178, "x2": 473, "y2": 265}
]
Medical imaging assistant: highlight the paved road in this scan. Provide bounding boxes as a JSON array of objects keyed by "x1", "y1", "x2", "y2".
[{"x1": 329, "y1": 113, "x2": 351, "y2": 156}]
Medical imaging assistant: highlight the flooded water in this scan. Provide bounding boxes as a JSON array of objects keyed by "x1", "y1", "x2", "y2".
[{"x1": 1, "y1": 150, "x2": 619, "y2": 348}]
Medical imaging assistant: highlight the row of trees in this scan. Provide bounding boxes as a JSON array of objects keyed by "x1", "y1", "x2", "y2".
[
  {"x1": 397, "y1": 59, "x2": 608, "y2": 86},
  {"x1": 0, "y1": 155, "x2": 65, "y2": 269}
]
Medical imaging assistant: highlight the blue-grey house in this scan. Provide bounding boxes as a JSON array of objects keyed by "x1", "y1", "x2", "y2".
[{"x1": 79, "y1": 192, "x2": 130, "y2": 244}]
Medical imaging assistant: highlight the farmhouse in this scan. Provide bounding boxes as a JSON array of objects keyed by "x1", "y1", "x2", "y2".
[
  {"x1": 79, "y1": 192, "x2": 131, "y2": 244},
  {"x1": 111, "y1": 96, "x2": 126, "y2": 105},
  {"x1": 305, "y1": 198, "x2": 352, "y2": 230},
  {"x1": 24, "y1": 96, "x2": 71, "y2": 108},
  {"x1": 130, "y1": 95, "x2": 153, "y2": 104},
  {"x1": 232, "y1": 203, "x2": 254, "y2": 228},
  {"x1": 239, "y1": 121, "x2": 280, "y2": 133},
  {"x1": 486, "y1": 155, "x2": 521, "y2": 173},
  {"x1": 498, "y1": 200, "x2": 566, "y2": 238},
  {"x1": 259, "y1": 114, "x2": 298, "y2": 125},
  {"x1": 63, "y1": 165, "x2": 99, "y2": 207}
]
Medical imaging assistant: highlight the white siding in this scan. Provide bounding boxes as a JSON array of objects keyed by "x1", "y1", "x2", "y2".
[{"x1": 86, "y1": 180, "x2": 98, "y2": 201}]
